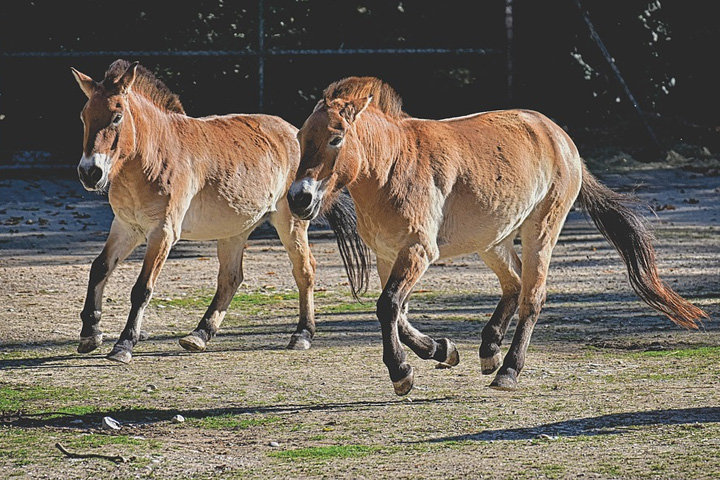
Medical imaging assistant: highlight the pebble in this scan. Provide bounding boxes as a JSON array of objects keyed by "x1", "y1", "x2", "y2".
[
  {"x1": 146, "y1": 384, "x2": 158, "y2": 392},
  {"x1": 101, "y1": 416, "x2": 121, "y2": 430},
  {"x1": 269, "y1": 441, "x2": 280, "y2": 448},
  {"x1": 172, "y1": 414, "x2": 185, "y2": 423}
]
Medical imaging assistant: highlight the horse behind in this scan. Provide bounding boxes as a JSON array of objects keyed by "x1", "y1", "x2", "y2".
[
  {"x1": 71, "y1": 59, "x2": 318, "y2": 363},
  {"x1": 288, "y1": 76, "x2": 708, "y2": 396}
]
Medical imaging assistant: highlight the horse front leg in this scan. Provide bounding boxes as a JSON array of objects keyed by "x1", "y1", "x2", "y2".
[
  {"x1": 78, "y1": 219, "x2": 141, "y2": 354},
  {"x1": 179, "y1": 234, "x2": 249, "y2": 352},
  {"x1": 377, "y1": 258, "x2": 459, "y2": 369},
  {"x1": 376, "y1": 244, "x2": 434, "y2": 396},
  {"x1": 272, "y1": 206, "x2": 317, "y2": 350},
  {"x1": 106, "y1": 224, "x2": 175, "y2": 363}
]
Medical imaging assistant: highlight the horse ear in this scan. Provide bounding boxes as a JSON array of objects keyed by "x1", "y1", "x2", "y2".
[
  {"x1": 341, "y1": 95, "x2": 373, "y2": 124},
  {"x1": 115, "y1": 61, "x2": 140, "y2": 94},
  {"x1": 71, "y1": 67, "x2": 96, "y2": 98}
]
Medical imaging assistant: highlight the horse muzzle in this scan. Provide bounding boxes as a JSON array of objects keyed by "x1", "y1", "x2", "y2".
[
  {"x1": 287, "y1": 177, "x2": 325, "y2": 220},
  {"x1": 78, "y1": 153, "x2": 110, "y2": 191}
]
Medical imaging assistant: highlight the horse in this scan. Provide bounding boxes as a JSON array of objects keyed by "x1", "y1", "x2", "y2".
[
  {"x1": 70, "y1": 59, "x2": 319, "y2": 363},
  {"x1": 287, "y1": 76, "x2": 708, "y2": 396}
]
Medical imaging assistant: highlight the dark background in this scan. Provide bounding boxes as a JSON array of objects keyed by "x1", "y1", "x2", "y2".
[{"x1": 0, "y1": 0, "x2": 717, "y2": 168}]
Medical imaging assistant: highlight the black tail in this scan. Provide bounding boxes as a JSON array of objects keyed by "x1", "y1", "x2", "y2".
[
  {"x1": 320, "y1": 189, "x2": 371, "y2": 300},
  {"x1": 578, "y1": 165, "x2": 707, "y2": 329}
]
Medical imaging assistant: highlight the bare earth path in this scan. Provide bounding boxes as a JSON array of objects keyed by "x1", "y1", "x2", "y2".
[{"x1": 1, "y1": 158, "x2": 718, "y2": 479}]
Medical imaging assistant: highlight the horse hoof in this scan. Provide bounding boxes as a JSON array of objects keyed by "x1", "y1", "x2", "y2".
[
  {"x1": 286, "y1": 331, "x2": 312, "y2": 350},
  {"x1": 77, "y1": 334, "x2": 103, "y2": 354},
  {"x1": 106, "y1": 348, "x2": 132, "y2": 364},
  {"x1": 489, "y1": 372, "x2": 518, "y2": 391},
  {"x1": 392, "y1": 367, "x2": 414, "y2": 396},
  {"x1": 481, "y1": 352, "x2": 502, "y2": 375},
  {"x1": 437, "y1": 338, "x2": 460, "y2": 367},
  {"x1": 179, "y1": 334, "x2": 207, "y2": 352}
]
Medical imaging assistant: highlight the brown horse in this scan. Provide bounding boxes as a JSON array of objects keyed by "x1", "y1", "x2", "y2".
[
  {"x1": 287, "y1": 76, "x2": 708, "y2": 396},
  {"x1": 71, "y1": 59, "x2": 318, "y2": 363}
]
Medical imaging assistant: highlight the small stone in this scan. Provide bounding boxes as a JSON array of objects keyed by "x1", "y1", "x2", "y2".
[
  {"x1": 102, "y1": 416, "x2": 121, "y2": 430},
  {"x1": 172, "y1": 414, "x2": 185, "y2": 423},
  {"x1": 269, "y1": 441, "x2": 280, "y2": 448},
  {"x1": 146, "y1": 384, "x2": 158, "y2": 393},
  {"x1": 190, "y1": 386, "x2": 203, "y2": 392}
]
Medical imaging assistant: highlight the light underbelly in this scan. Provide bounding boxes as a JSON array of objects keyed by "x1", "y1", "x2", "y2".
[{"x1": 180, "y1": 194, "x2": 272, "y2": 241}]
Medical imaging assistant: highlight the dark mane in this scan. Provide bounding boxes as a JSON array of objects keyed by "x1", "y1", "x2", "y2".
[
  {"x1": 102, "y1": 59, "x2": 185, "y2": 114},
  {"x1": 323, "y1": 77, "x2": 407, "y2": 119}
]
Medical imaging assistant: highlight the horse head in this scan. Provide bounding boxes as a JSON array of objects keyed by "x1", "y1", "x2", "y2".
[
  {"x1": 71, "y1": 61, "x2": 139, "y2": 192},
  {"x1": 287, "y1": 95, "x2": 372, "y2": 220}
]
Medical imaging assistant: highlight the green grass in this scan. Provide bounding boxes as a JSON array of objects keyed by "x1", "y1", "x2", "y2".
[
  {"x1": 269, "y1": 444, "x2": 377, "y2": 459},
  {"x1": 188, "y1": 414, "x2": 281, "y2": 430},
  {"x1": 0, "y1": 385, "x2": 82, "y2": 411},
  {"x1": 637, "y1": 346, "x2": 720, "y2": 359}
]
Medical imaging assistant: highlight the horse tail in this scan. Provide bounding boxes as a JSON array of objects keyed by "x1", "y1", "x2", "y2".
[
  {"x1": 320, "y1": 188, "x2": 371, "y2": 300},
  {"x1": 577, "y1": 164, "x2": 707, "y2": 329}
]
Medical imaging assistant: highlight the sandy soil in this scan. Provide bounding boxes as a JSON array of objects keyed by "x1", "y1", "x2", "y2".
[{"x1": 0, "y1": 152, "x2": 718, "y2": 479}]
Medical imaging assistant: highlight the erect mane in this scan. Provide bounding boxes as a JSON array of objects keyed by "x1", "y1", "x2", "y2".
[
  {"x1": 323, "y1": 77, "x2": 407, "y2": 119},
  {"x1": 102, "y1": 59, "x2": 185, "y2": 114}
]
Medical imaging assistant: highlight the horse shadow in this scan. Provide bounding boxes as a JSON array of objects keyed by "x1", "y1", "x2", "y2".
[{"x1": 422, "y1": 407, "x2": 720, "y2": 442}]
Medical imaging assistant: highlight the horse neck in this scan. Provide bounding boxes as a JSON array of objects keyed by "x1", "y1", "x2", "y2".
[
  {"x1": 126, "y1": 94, "x2": 190, "y2": 185},
  {"x1": 350, "y1": 113, "x2": 405, "y2": 186}
]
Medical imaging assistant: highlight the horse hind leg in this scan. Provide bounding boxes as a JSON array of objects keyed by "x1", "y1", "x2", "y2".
[
  {"x1": 490, "y1": 200, "x2": 570, "y2": 390},
  {"x1": 377, "y1": 258, "x2": 460, "y2": 368},
  {"x1": 179, "y1": 233, "x2": 249, "y2": 352},
  {"x1": 477, "y1": 241, "x2": 522, "y2": 375},
  {"x1": 270, "y1": 205, "x2": 316, "y2": 350}
]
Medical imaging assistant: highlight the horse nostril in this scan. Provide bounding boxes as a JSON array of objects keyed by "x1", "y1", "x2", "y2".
[
  {"x1": 80, "y1": 165, "x2": 103, "y2": 186},
  {"x1": 292, "y1": 191, "x2": 313, "y2": 210}
]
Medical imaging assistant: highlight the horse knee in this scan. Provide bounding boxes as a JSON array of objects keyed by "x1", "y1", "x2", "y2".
[{"x1": 376, "y1": 293, "x2": 401, "y2": 323}]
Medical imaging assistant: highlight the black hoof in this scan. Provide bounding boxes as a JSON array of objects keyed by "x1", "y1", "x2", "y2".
[
  {"x1": 480, "y1": 352, "x2": 502, "y2": 375},
  {"x1": 287, "y1": 330, "x2": 312, "y2": 350},
  {"x1": 436, "y1": 338, "x2": 460, "y2": 368},
  {"x1": 489, "y1": 371, "x2": 518, "y2": 391},
  {"x1": 392, "y1": 364, "x2": 414, "y2": 396},
  {"x1": 77, "y1": 334, "x2": 103, "y2": 354},
  {"x1": 179, "y1": 333, "x2": 207, "y2": 352},
  {"x1": 106, "y1": 347, "x2": 132, "y2": 364}
]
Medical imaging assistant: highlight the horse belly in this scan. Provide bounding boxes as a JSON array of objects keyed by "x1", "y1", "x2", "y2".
[{"x1": 180, "y1": 191, "x2": 269, "y2": 241}]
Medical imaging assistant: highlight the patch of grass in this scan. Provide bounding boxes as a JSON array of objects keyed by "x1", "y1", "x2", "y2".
[
  {"x1": 0, "y1": 384, "x2": 81, "y2": 412},
  {"x1": 152, "y1": 290, "x2": 315, "y2": 317},
  {"x1": 0, "y1": 429, "x2": 41, "y2": 466},
  {"x1": 637, "y1": 346, "x2": 720, "y2": 359},
  {"x1": 270, "y1": 444, "x2": 376, "y2": 459},
  {"x1": 188, "y1": 414, "x2": 281, "y2": 430},
  {"x1": 66, "y1": 433, "x2": 161, "y2": 450}
]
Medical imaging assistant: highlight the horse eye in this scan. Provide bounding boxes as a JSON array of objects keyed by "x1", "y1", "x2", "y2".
[
  {"x1": 329, "y1": 136, "x2": 343, "y2": 147},
  {"x1": 112, "y1": 113, "x2": 123, "y2": 125}
]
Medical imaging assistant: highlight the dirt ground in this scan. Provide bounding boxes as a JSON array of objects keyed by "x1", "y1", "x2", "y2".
[{"x1": 1, "y1": 149, "x2": 719, "y2": 479}]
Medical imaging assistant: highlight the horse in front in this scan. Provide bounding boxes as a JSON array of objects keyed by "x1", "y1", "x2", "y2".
[
  {"x1": 71, "y1": 59, "x2": 317, "y2": 363},
  {"x1": 287, "y1": 76, "x2": 708, "y2": 396}
]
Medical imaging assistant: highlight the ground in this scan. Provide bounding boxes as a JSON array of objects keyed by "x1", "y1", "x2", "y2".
[{"x1": 0, "y1": 148, "x2": 718, "y2": 479}]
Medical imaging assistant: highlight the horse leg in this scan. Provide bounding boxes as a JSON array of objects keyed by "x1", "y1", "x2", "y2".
[
  {"x1": 78, "y1": 219, "x2": 141, "y2": 353},
  {"x1": 179, "y1": 233, "x2": 249, "y2": 352},
  {"x1": 271, "y1": 205, "x2": 317, "y2": 350},
  {"x1": 478, "y1": 241, "x2": 522, "y2": 374},
  {"x1": 377, "y1": 258, "x2": 460, "y2": 368},
  {"x1": 377, "y1": 244, "x2": 437, "y2": 396},
  {"x1": 490, "y1": 203, "x2": 569, "y2": 390},
  {"x1": 106, "y1": 224, "x2": 175, "y2": 363}
]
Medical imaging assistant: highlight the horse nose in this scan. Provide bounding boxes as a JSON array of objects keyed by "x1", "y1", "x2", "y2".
[
  {"x1": 78, "y1": 164, "x2": 103, "y2": 188},
  {"x1": 289, "y1": 190, "x2": 314, "y2": 211}
]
